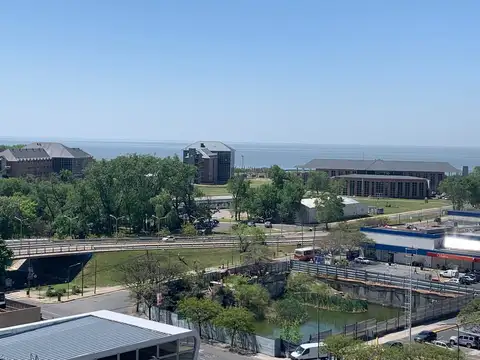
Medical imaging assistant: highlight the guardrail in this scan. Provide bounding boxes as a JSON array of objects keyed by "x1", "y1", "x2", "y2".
[
  {"x1": 291, "y1": 261, "x2": 475, "y2": 295},
  {"x1": 11, "y1": 239, "x2": 303, "y2": 258}
]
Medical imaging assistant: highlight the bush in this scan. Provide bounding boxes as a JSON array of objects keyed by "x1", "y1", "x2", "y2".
[
  {"x1": 45, "y1": 286, "x2": 66, "y2": 297},
  {"x1": 71, "y1": 285, "x2": 81, "y2": 295}
]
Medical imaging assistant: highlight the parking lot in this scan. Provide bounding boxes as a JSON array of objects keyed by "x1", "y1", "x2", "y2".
[{"x1": 350, "y1": 260, "x2": 480, "y2": 291}]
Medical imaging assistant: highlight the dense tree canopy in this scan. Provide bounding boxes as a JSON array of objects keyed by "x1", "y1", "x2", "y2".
[
  {"x1": 439, "y1": 168, "x2": 480, "y2": 210},
  {"x1": 0, "y1": 154, "x2": 213, "y2": 239}
]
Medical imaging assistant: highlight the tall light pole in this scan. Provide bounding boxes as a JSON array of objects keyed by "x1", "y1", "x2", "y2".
[
  {"x1": 15, "y1": 216, "x2": 32, "y2": 296},
  {"x1": 14, "y1": 216, "x2": 23, "y2": 245},
  {"x1": 109, "y1": 215, "x2": 124, "y2": 241},
  {"x1": 63, "y1": 215, "x2": 78, "y2": 240},
  {"x1": 151, "y1": 215, "x2": 167, "y2": 239}
]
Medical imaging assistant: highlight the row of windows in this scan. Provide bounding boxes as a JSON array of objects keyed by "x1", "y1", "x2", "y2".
[
  {"x1": 97, "y1": 339, "x2": 195, "y2": 360},
  {"x1": 343, "y1": 180, "x2": 428, "y2": 198}
]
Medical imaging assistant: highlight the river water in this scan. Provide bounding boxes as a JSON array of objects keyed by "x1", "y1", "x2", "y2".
[{"x1": 255, "y1": 304, "x2": 400, "y2": 340}]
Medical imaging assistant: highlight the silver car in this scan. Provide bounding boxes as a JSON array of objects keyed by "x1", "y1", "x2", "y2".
[{"x1": 450, "y1": 334, "x2": 480, "y2": 348}]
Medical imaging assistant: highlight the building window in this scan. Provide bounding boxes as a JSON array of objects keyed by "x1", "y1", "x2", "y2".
[
  {"x1": 139, "y1": 346, "x2": 158, "y2": 360},
  {"x1": 158, "y1": 341, "x2": 178, "y2": 357},
  {"x1": 419, "y1": 182, "x2": 425, "y2": 197},
  {"x1": 390, "y1": 182, "x2": 395, "y2": 197},
  {"x1": 412, "y1": 182, "x2": 418, "y2": 198},
  {"x1": 405, "y1": 182, "x2": 411, "y2": 197},
  {"x1": 349, "y1": 181, "x2": 355, "y2": 196},
  {"x1": 120, "y1": 351, "x2": 137, "y2": 360}
]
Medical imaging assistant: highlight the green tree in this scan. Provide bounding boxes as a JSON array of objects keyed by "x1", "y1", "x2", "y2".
[
  {"x1": 323, "y1": 335, "x2": 361, "y2": 359},
  {"x1": 315, "y1": 192, "x2": 345, "y2": 230},
  {"x1": 118, "y1": 252, "x2": 183, "y2": 319},
  {"x1": 306, "y1": 171, "x2": 330, "y2": 195},
  {"x1": 214, "y1": 307, "x2": 255, "y2": 348},
  {"x1": 278, "y1": 175, "x2": 305, "y2": 223},
  {"x1": 249, "y1": 183, "x2": 279, "y2": 220},
  {"x1": 177, "y1": 297, "x2": 222, "y2": 338},
  {"x1": 279, "y1": 320, "x2": 302, "y2": 354},
  {"x1": 271, "y1": 297, "x2": 308, "y2": 324},
  {"x1": 232, "y1": 282, "x2": 270, "y2": 320},
  {"x1": 0, "y1": 238, "x2": 13, "y2": 290},
  {"x1": 268, "y1": 165, "x2": 288, "y2": 189},
  {"x1": 227, "y1": 175, "x2": 251, "y2": 221},
  {"x1": 438, "y1": 175, "x2": 469, "y2": 210},
  {"x1": 458, "y1": 297, "x2": 480, "y2": 328},
  {"x1": 181, "y1": 223, "x2": 197, "y2": 236}
]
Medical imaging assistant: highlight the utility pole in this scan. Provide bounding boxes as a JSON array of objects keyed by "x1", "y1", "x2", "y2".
[
  {"x1": 405, "y1": 247, "x2": 416, "y2": 343},
  {"x1": 81, "y1": 262, "x2": 84, "y2": 296},
  {"x1": 94, "y1": 259, "x2": 97, "y2": 294}
]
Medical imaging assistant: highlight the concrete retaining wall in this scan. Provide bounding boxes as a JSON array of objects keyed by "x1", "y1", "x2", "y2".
[{"x1": 0, "y1": 300, "x2": 41, "y2": 328}]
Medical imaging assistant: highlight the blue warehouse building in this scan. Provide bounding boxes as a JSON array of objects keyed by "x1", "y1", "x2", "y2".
[{"x1": 361, "y1": 210, "x2": 480, "y2": 271}]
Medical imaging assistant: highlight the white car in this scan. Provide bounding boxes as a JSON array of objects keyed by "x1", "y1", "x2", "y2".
[
  {"x1": 440, "y1": 269, "x2": 459, "y2": 278},
  {"x1": 431, "y1": 340, "x2": 454, "y2": 350},
  {"x1": 354, "y1": 257, "x2": 371, "y2": 265},
  {"x1": 161, "y1": 236, "x2": 175, "y2": 242},
  {"x1": 448, "y1": 278, "x2": 460, "y2": 284}
]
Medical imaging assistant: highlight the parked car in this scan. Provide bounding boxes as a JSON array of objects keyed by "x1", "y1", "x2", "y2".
[
  {"x1": 414, "y1": 330, "x2": 437, "y2": 343},
  {"x1": 264, "y1": 221, "x2": 272, "y2": 228},
  {"x1": 460, "y1": 275, "x2": 475, "y2": 285},
  {"x1": 439, "y1": 269, "x2": 459, "y2": 278},
  {"x1": 354, "y1": 257, "x2": 371, "y2": 265},
  {"x1": 450, "y1": 334, "x2": 480, "y2": 348},
  {"x1": 448, "y1": 278, "x2": 460, "y2": 284},
  {"x1": 431, "y1": 340, "x2": 454, "y2": 350},
  {"x1": 247, "y1": 221, "x2": 256, "y2": 227},
  {"x1": 161, "y1": 235, "x2": 175, "y2": 242},
  {"x1": 290, "y1": 342, "x2": 329, "y2": 360}
]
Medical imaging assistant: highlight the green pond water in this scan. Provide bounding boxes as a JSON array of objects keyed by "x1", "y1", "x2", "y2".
[{"x1": 255, "y1": 304, "x2": 400, "y2": 341}]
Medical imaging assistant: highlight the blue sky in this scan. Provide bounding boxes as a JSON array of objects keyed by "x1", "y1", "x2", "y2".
[{"x1": 1, "y1": 1, "x2": 479, "y2": 146}]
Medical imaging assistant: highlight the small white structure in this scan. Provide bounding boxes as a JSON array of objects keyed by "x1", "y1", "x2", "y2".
[
  {"x1": 0, "y1": 310, "x2": 199, "y2": 360},
  {"x1": 296, "y1": 196, "x2": 368, "y2": 224}
]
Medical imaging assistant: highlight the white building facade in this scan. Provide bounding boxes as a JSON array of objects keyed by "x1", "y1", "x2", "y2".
[{"x1": 297, "y1": 196, "x2": 369, "y2": 224}]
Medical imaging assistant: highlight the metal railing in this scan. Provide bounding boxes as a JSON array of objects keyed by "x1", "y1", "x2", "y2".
[{"x1": 291, "y1": 261, "x2": 475, "y2": 294}]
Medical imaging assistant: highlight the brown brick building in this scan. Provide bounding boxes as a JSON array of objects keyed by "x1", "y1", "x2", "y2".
[
  {"x1": 296, "y1": 158, "x2": 460, "y2": 199},
  {"x1": 0, "y1": 142, "x2": 92, "y2": 178}
]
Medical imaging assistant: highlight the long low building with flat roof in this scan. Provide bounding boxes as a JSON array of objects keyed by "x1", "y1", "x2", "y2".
[
  {"x1": 361, "y1": 216, "x2": 480, "y2": 271},
  {"x1": 0, "y1": 310, "x2": 199, "y2": 360},
  {"x1": 294, "y1": 158, "x2": 461, "y2": 198}
]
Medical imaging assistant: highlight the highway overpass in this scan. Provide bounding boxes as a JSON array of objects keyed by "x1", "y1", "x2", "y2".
[{"x1": 9, "y1": 234, "x2": 326, "y2": 259}]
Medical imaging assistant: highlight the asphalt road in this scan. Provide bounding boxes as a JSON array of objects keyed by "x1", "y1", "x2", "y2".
[
  {"x1": 391, "y1": 319, "x2": 480, "y2": 359},
  {"x1": 24, "y1": 291, "x2": 262, "y2": 360}
]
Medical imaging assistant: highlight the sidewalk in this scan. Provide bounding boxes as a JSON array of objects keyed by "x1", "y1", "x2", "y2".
[{"x1": 7, "y1": 285, "x2": 124, "y2": 303}]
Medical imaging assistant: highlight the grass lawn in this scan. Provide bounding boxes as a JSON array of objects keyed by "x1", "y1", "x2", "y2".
[
  {"x1": 355, "y1": 197, "x2": 451, "y2": 215},
  {"x1": 75, "y1": 245, "x2": 296, "y2": 287},
  {"x1": 197, "y1": 178, "x2": 271, "y2": 197}
]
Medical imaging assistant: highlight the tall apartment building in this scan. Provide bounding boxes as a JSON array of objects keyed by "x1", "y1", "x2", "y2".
[
  {"x1": 183, "y1": 141, "x2": 235, "y2": 184},
  {"x1": 0, "y1": 142, "x2": 93, "y2": 178}
]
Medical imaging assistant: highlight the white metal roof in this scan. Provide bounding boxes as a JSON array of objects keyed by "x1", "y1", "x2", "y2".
[
  {"x1": 0, "y1": 310, "x2": 195, "y2": 360},
  {"x1": 301, "y1": 196, "x2": 359, "y2": 209}
]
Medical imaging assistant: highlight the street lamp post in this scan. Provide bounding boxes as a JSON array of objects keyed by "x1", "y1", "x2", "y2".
[
  {"x1": 67, "y1": 262, "x2": 81, "y2": 299},
  {"x1": 109, "y1": 215, "x2": 124, "y2": 242},
  {"x1": 14, "y1": 216, "x2": 32, "y2": 296},
  {"x1": 63, "y1": 215, "x2": 78, "y2": 240},
  {"x1": 14, "y1": 216, "x2": 23, "y2": 246},
  {"x1": 151, "y1": 215, "x2": 167, "y2": 239}
]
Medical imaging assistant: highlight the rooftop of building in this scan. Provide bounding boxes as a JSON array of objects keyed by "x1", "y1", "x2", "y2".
[
  {"x1": 297, "y1": 158, "x2": 459, "y2": 173},
  {"x1": 334, "y1": 174, "x2": 429, "y2": 181},
  {"x1": 0, "y1": 142, "x2": 92, "y2": 161},
  {"x1": 24, "y1": 142, "x2": 92, "y2": 159},
  {"x1": 184, "y1": 141, "x2": 233, "y2": 153},
  {"x1": 0, "y1": 148, "x2": 50, "y2": 162},
  {"x1": 362, "y1": 223, "x2": 452, "y2": 237},
  {"x1": 0, "y1": 310, "x2": 194, "y2": 360},
  {"x1": 301, "y1": 196, "x2": 360, "y2": 209}
]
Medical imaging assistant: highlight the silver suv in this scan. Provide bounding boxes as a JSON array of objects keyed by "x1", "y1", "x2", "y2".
[{"x1": 450, "y1": 334, "x2": 480, "y2": 348}]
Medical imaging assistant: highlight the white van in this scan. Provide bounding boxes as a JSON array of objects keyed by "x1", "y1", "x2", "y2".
[{"x1": 290, "y1": 342, "x2": 329, "y2": 360}]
